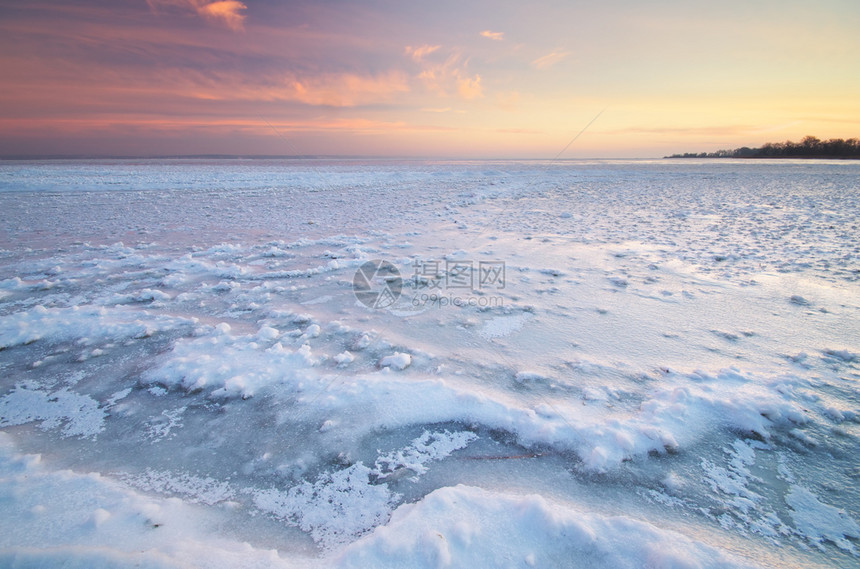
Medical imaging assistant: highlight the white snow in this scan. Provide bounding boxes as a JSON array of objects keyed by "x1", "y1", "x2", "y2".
[
  {"x1": 336, "y1": 485, "x2": 757, "y2": 569},
  {"x1": 0, "y1": 433, "x2": 303, "y2": 569},
  {"x1": 334, "y1": 351, "x2": 355, "y2": 366},
  {"x1": 514, "y1": 370, "x2": 549, "y2": 383},
  {"x1": 253, "y1": 463, "x2": 399, "y2": 550},
  {"x1": 143, "y1": 326, "x2": 318, "y2": 398},
  {"x1": 252, "y1": 430, "x2": 475, "y2": 550},
  {"x1": 379, "y1": 352, "x2": 412, "y2": 370},
  {"x1": 0, "y1": 304, "x2": 192, "y2": 349},
  {"x1": 0, "y1": 385, "x2": 106, "y2": 438},
  {"x1": 786, "y1": 486, "x2": 860, "y2": 554},
  {"x1": 122, "y1": 469, "x2": 236, "y2": 506},
  {"x1": 477, "y1": 312, "x2": 532, "y2": 339},
  {"x1": 373, "y1": 430, "x2": 477, "y2": 481},
  {"x1": 1, "y1": 159, "x2": 858, "y2": 568}
]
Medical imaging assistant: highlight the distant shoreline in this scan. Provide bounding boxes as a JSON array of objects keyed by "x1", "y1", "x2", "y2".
[
  {"x1": 665, "y1": 136, "x2": 860, "y2": 160},
  {"x1": 666, "y1": 155, "x2": 860, "y2": 160}
]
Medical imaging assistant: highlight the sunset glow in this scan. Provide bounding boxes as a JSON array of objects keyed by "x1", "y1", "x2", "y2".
[{"x1": 1, "y1": 0, "x2": 858, "y2": 158}]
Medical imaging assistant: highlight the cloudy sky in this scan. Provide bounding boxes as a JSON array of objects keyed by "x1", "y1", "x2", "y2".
[{"x1": 1, "y1": 0, "x2": 858, "y2": 158}]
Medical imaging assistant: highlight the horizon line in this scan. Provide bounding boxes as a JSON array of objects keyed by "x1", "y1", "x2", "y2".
[{"x1": 0, "y1": 154, "x2": 667, "y2": 161}]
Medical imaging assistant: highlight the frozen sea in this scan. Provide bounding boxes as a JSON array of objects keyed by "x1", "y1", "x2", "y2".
[{"x1": 0, "y1": 158, "x2": 858, "y2": 568}]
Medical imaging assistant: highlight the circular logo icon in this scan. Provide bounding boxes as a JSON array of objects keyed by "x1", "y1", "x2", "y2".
[{"x1": 353, "y1": 260, "x2": 402, "y2": 309}]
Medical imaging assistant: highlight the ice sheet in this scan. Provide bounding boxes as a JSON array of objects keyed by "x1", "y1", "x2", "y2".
[{"x1": 1, "y1": 159, "x2": 858, "y2": 568}]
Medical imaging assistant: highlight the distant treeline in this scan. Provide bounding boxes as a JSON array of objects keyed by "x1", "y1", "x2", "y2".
[{"x1": 666, "y1": 136, "x2": 860, "y2": 159}]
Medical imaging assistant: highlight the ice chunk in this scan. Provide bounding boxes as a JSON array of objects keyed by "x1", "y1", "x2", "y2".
[
  {"x1": 334, "y1": 351, "x2": 355, "y2": 366},
  {"x1": 379, "y1": 352, "x2": 412, "y2": 371}
]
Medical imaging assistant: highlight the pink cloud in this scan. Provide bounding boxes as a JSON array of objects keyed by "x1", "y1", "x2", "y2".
[
  {"x1": 285, "y1": 72, "x2": 411, "y2": 107},
  {"x1": 408, "y1": 48, "x2": 484, "y2": 101},
  {"x1": 405, "y1": 44, "x2": 441, "y2": 62},
  {"x1": 148, "y1": 0, "x2": 247, "y2": 31},
  {"x1": 480, "y1": 30, "x2": 504, "y2": 41},
  {"x1": 458, "y1": 74, "x2": 483, "y2": 99},
  {"x1": 197, "y1": 1, "x2": 246, "y2": 30}
]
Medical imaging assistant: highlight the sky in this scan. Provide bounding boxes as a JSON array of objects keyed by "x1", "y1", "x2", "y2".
[{"x1": 0, "y1": 0, "x2": 858, "y2": 158}]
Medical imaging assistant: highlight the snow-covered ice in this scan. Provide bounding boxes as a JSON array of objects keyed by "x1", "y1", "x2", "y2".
[{"x1": 0, "y1": 158, "x2": 858, "y2": 568}]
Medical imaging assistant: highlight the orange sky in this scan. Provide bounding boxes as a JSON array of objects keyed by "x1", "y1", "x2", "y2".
[{"x1": 1, "y1": 0, "x2": 858, "y2": 158}]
